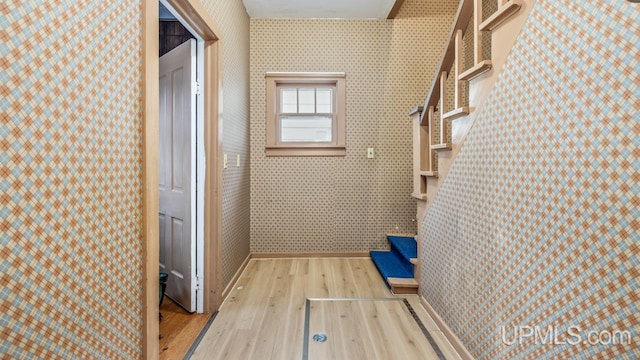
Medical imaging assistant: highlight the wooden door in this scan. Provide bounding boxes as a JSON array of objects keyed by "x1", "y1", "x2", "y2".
[{"x1": 159, "y1": 39, "x2": 197, "y2": 312}]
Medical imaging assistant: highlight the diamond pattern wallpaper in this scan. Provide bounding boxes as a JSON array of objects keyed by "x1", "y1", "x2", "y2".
[
  {"x1": 420, "y1": 0, "x2": 640, "y2": 358},
  {"x1": 250, "y1": 0, "x2": 460, "y2": 253},
  {"x1": 2, "y1": 0, "x2": 253, "y2": 356},
  {"x1": 198, "y1": 0, "x2": 251, "y2": 290},
  {"x1": 1, "y1": 0, "x2": 143, "y2": 358}
]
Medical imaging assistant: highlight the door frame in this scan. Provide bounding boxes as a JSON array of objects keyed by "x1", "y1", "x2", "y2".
[
  {"x1": 142, "y1": 0, "x2": 223, "y2": 358},
  {"x1": 159, "y1": 0, "x2": 205, "y2": 315}
]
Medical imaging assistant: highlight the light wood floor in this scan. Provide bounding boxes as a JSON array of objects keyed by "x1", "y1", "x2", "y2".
[
  {"x1": 190, "y1": 258, "x2": 461, "y2": 360},
  {"x1": 159, "y1": 296, "x2": 211, "y2": 360},
  {"x1": 308, "y1": 299, "x2": 441, "y2": 359}
]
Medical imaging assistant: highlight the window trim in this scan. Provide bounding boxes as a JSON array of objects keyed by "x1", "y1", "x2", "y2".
[{"x1": 265, "y1": 72, "x2": 346, "y2": 156}]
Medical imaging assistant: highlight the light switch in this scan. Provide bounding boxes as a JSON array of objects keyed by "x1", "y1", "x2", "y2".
[
  {"x1": 367, "y1": 148, "x2": 375, "y2": 158},
  {"x1": 223, "y1": 154, "x2": 228, "y2": 168},
  {"x1": 236, "y1": 154, "x2": 240, "y2": 167}
]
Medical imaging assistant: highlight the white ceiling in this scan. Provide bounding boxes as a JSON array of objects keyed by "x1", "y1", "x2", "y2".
[{"x1": 243, "y1": 0, "x2": 398, "y2": 19}]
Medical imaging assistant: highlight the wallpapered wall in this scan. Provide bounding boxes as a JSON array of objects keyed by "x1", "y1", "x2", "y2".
[
  {"x1": 250, "y1": 0, "x2": 459, "y2": 253},
  {"x1": 199, "y1": 0, "x2": 251, "y2": 289},
  {"x1": 1, "y1": 0, "x2": 251, "y2": 357},
  {"x1": 1, "y1": 0, "x2": 143, "y2": 358},
  {"x1": 420, "y1": 0, "x2": 639, "y2": 359}
]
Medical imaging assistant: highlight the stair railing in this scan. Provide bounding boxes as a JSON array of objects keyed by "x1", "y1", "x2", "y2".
[{"x1": 411, "y1": 0, "x2": 522, "y2": 201}]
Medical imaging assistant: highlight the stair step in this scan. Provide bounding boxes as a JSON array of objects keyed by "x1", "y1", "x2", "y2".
[
  {"x1": 459, "y1": 60, "x2": 492, "y2": 81},
  {"x1": 442, "y1": 107, "x2": 469, "y2": 120},
  {"x1": 431, "y1": 143, "x2": 452, "y2": 151},
  {"x1": 370, "y1": 251, "x2": 414, "y2": 286},
  {"x1": 479, "y1": 0, "x2": 522, "y2": 31},
  {"x1": 387, "y1": 277, "x2": 419, "y2": 294},
  {"x1": 419, "y1": 171, "x2": 438, "y2": 178},
  {"x1": 386, "y1": 232, "x2": 415, "y2": 238},
  {"x1": 388, "y1": 236, "x2": 417, "y2": 263}
]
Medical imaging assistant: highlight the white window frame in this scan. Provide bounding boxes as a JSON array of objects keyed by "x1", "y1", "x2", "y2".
[{"x1": 265, "y1": 72, "x2": 346, "y2": 156}]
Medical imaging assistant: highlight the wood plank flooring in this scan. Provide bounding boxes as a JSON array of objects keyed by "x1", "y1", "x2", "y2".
[
  {"x1": 307, "y1": 299, "x2": 440, "y2": 359},
  {"x1": 190, "y1": 258, "x2": 461, "y2": 360},
  {"x1": 159, "y1": 296, "x2": 211, "y2": 360}
]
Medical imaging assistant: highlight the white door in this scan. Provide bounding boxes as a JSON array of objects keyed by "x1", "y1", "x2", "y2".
[{"x1": 159, "y1": 39, "x2": 197, "y2": 312}]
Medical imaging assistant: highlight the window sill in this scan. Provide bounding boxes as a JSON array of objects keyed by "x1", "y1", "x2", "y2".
[{"x1": 265, "y1": 147, "x2": 346, "y2": 157}]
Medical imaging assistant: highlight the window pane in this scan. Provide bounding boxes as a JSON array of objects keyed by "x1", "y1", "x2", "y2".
[
  {"x1": 281, "y1": 89, "x2": 297, "y2": 113},
  {"x1": 280, "y1": 115, "x2": 332, "y2": 142},
  {"x1": 298, "y1": 89, "x2": 315, "y2": 113},
  {"x1": 316, "y1": 89, "x2": 332, "y2": 113}
]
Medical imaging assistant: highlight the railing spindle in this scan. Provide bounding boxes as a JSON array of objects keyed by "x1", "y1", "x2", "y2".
[
  {"x1": 439, "y1": 71, "x2": 447, "y2": 143},
  {"x1": 454, "y1": 29, "x2": 463, "y2": 109}
]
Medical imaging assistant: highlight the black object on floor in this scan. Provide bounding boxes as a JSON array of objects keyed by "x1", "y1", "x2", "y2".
[
  {"x1": 160, "y1": 272, "x2": 169, "y2": 306},
  {"x1": 160, "y1": 272, "x2": 169, "y2": 327}
]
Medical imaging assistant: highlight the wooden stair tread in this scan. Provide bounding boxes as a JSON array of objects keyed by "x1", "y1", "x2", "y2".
[
  {"x1": 388, "y1": 277, "x2": 419, "y2": 294},
  {"x1": 442, "y1": 107, "x2": 469, "y2": 120},
  {"x1": 387, "y1": 277, "x2": 419, "y2": 287},
  {"x1": 410, "y1": 258, "x2": 418, "y2": 265},
  {"x1": 480, "y1": 0, "x2": 522, "y2": 31},
  {"x1": 419, "y1": 171, "x2": 438, "y2": 178},
  {"x1": 459, "y1": 60, "x2": 492, "y2": 81},
  {"x1": 411, "y1": 192, "x2": 427, "y2": 201},
  {"x1": 431, "y1": 143, "x2": 452, "y2": 151}
]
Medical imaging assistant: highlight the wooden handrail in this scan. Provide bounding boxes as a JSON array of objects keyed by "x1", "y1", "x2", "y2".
[
  {"x1": 419, "y1": 0, "x2": 522, "y2": 124},
  {"x1": 419, "y1": 0, "x2": 474, "y2": 124},
  {"x1": 412, "y1": 0, "x2": 524, "y2": 208}
]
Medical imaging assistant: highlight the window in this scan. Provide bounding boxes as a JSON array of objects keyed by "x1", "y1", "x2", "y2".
[{"x1": 265, "y1": 72, "x2": 346, "y2": 156}]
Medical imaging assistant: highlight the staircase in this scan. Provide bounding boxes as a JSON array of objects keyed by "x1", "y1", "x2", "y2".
[
  {"x1": 370, "y1": 235, "x2": 419, "y2": 294},
  {"x1": 372, "y1": 0, "x2": 528, "y2": 294},
  {"x1": 412, "y1": 0, "x2": 524, "y2": 203}
]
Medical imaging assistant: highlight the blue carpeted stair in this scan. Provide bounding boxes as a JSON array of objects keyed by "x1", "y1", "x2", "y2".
[
  {"x1": 388, "y1": 236, "x2": 417, "y2": 263},
  {"x1": 370, "y1": 235, "x2": 417, "y2": 288}
]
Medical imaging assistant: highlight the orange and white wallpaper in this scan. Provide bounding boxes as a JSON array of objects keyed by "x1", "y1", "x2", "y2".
[
  {"x1": 1, "y1": 0, "x2": 144, "y2": 358},
  {"x1": 420, "y1": 0, "x2": 640, "y2": 358}
]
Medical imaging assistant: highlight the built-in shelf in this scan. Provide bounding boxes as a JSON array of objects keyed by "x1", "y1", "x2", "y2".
[
  {"x1": 411, "y1": 192, "x2": 428, "y2": 201},
  {"x1": 480, "y1": 0, "x2": 522, "y2": 31},
  {"x1": 419, "y1": 171, "x2": 439, "y2": 178},
  {"x1": 443, "y1": 107, "x2": 470, "y2": 120},
  {"x1": 459, "y1": 60, "x2": 492, "y2": 81},
  {"x1": 431, "y1": 143, "x2": 453, "y2": 151}
]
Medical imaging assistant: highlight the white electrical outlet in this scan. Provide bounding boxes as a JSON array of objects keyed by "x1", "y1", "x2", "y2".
[
  {"x1": 236, "y1": 154, "x2": 240, "y2": 167},
  {"x1": 223, "y1": 154, "x2": 228, "y2": 168},
  {"x1": 367, "y1": 148, "x2": 375, "y2": 158}
]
